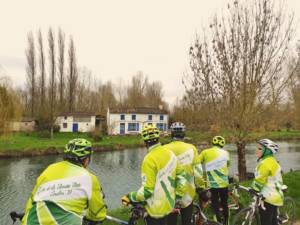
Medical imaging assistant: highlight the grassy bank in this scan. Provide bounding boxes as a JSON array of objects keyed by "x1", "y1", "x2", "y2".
[
  {"x1": 186, "y1": 130, "x2": 300, "y2": 145},
  {"x1": 103, "y1": 171, "x2": 300, "y2": 225},
  {"x1": 0, "y1": 130, "x2": 300, "y2": 157},
  {"x1": 0, "y1": 132, "x2": 143, "y2": 157}
]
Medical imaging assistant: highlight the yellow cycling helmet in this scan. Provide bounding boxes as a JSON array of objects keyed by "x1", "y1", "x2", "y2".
[
  {"x1": 141, "y1": 124, "x2": 160, "y2": 142},
  {"x1": 212, "y1": 136, "x2": 225, "y2": 147},
  {"x1": 64, "y1": 138, "x2": 92, "y2": 160}
]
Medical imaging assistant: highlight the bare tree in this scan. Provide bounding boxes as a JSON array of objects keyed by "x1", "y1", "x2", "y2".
[
  {"x1": 58, "y1": 28, "x2": 65, "y2": 111},
  {"x1": 25, "y1": 32, "x2": 36, "y2": 117},
  {"x1": 67, "y1": 37, "x2": 78, "y2": 112},
  {"x1": 48, "y1": 28, "x2": 56, "y2": 137},
  {"x1": 0, "y1": 77, "x2": 22, "y2": 135},
  {"x1": 38, "y1": 30, "x2": 46, "y2": 116},
  {"x1": 184, "y1": 0, "x2": 295, "y2": 179},
  {"x1": 145, "y1": 81, "x2": 167, "y2": 109},
  {"x1": 125, "y1": 71, "x2": 148, "y2": 107},
  {"x1": 289, "y1": 41, "x2": 300, "y2": 128}
]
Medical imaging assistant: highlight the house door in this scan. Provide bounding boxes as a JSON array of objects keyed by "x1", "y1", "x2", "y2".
[
  {"x1": 72, "y1": 123, "x2": 78, "y2": 132},
  {"x1": 120, "y1": 123, "x2": 125, "y2": 135}
]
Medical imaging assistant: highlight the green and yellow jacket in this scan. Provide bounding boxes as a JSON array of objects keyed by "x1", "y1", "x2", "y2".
[
  {"x1": 128, "y1": 143, "x2": 186, "y2": 218},
  {"x1": 252, "y1": 156, "x2": 284, "y2": 206},
  {"x1": 22, "y1": 161, "x2": 106, "y2": 225},
  {"x1": 164, "y1": 140, "x2": 205, "y2": 208},
  {"x1": 198, "y1": 146, "x2": 230, "y2": 188}
]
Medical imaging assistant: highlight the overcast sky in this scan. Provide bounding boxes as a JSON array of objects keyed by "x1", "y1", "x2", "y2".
[{"x1": 0, "y1": 0, "x2": 299, "y2": 105}]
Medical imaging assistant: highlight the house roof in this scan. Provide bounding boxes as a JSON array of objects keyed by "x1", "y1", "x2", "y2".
[
  {"x1": 109, "y1": 107, "x2": 168, "y2": 115},
  {"x1": 20, "y1": 117, "x2": 36, "y2": 122},
  {"x1": 58, "y1": 112, "x2": 103, "y2": 117}
]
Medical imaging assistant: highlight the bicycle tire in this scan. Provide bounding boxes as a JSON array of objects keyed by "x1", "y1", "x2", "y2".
[
  {"x1": 278, "y1": 196, "x2": 296, "y2": 225},
  {"x1": 231, "y1": 207, "x2": 260, "y2": 225}
]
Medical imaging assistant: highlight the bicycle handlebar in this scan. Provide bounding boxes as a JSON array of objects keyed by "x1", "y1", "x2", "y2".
[{"x1": 106, "y1": 215, "x2": 129, "y2": 225}]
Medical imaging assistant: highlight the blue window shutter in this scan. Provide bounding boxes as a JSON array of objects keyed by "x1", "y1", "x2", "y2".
[{"x1": 137, "y1": 123, "x2": 139, "y2": 131}]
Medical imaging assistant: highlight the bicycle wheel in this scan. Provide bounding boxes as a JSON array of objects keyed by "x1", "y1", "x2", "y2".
[
  {"x1": 231, "y1": 207, "x2": 259, "y2": 225},
  {"x1": 278, "y1": 196, "x2": 296, "y2": 225}
]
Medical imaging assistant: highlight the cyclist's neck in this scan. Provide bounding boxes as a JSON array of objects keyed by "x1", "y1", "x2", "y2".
[{"x1": 147, "y1": 142, "x2": 161, "y2": 151}]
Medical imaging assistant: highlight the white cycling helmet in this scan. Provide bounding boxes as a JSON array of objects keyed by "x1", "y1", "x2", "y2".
[
  {"x1": 257, "y1": 139, "x2": 279, "y2": 154},
  {"x1": 170, "y1": 122, "x2": 186, "y2": 132},
  {"x1": 170, "y1": 122, "x2": 186, "y2": 138}
]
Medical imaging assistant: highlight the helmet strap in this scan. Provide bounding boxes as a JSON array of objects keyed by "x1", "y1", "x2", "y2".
[{"x1": 145, "y1": 139, "x2": 159, "y2": 148}]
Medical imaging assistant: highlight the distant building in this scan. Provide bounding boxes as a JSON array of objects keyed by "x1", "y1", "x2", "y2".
[
  {"x1": 11, "y1": 117, "x2": 37, "y2": 132},
  {"x1": 56, "y1": 112, "x2": 104, "y2": 132},
  {"x1": 107, "y1": 107, "x2": 169, "y2": 135}
]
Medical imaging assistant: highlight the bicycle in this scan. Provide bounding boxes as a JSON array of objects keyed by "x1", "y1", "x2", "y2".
[
  {"x1": 231, "y1": 185, "x2": 264, "y2": 225},
  {"x1": 231, "y1": 184, "x2": 296, "y2": 225}
]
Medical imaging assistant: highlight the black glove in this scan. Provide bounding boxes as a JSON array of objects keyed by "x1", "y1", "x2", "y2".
[
  {"x1": 10, "y1": 212, "x2": 24, "y2": 222},
  {"x1": 249, "y1": 188, "x2": 260, "y2": 196},
  {"x1": 82, "y1": 217, "x2": 104, "y2": 225}
]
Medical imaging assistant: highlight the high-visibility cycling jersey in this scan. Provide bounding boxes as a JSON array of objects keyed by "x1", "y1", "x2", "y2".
[
  {"x1": 164, "y1": 140, "x2": 205, "y2": 208},
  {"x1": 198, "y1": 146, "x2": 230, "y2": 188},
  {"x1": 22, "y1": 161, "x2": 107, "y2": 225},
  {"x1": 252, "y1": 156, "x2": 284, "y2": 206},
  {"x1": 128, "y1": 143, "x2": 186, "y2": 218}
]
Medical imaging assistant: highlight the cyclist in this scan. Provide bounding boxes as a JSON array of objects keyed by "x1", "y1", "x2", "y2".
[
  {"x1": 164, "y1": 122, "x2": 205, "y2": 225},
  {"x1": 198, "y1": 136, "x2": 230, "y2": 225},
  {"x1": 22, "y1": 138, "x2": 107, "y2": 225},
  {"x1": 122, "y1": 124, "x2": 186, "y2": 225},
  {"x1": 252, "y1": 139, "x2": 283, "y2": 225}
]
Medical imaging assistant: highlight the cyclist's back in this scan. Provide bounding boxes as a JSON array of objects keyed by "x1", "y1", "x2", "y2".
[
  {"x1": 199, "y1": 136, "x2": 230, "y2": 225},
  {"x1": 165, "y1": 140, "x2": 204, "y2": 203},
  {"x1": 164, "y1": 122, "x2": 205, "y2": 225},
  {"x1": 140, "y1": 143, "x2": 180, "y2": 217},
  {"x1": 22, "y1": 139, "x2": 106, "y2": 225}
]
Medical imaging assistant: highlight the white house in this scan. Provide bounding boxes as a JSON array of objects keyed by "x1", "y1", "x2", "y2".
[
  {"x1": 56, "y1": 112, "x2": 104, "y2": 133},
  {"x1": 107, "y1": 107, "x2": 169, "y2": 135}
]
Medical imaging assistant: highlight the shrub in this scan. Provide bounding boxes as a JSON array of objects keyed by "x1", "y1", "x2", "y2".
[
  {"x1": 37, "y1": 130, "x2": 51, "y2": 138},
  {"x1": 90, "y1": 129, "x2": 102, "y2": 142}
]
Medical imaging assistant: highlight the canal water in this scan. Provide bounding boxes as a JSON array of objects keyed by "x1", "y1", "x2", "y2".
[{"x1": 1, "y1": 141, "x2": 300, "y2": 224}]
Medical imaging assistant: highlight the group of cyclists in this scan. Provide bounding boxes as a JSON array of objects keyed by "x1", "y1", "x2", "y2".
[{"x1": 19, "y1": 122, "x2": 284, "y2": 225}]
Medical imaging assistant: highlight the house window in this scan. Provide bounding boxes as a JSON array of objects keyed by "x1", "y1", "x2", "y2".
[
  {"x1": 128, "y1": 123, "x2": 139, "y2": 131},
  {"x1": 148, "y1": 123, "x2": 152, "y2": 125},
  {"x1": 156, "y1": 123, "x2": 164, "y2": 131},
  {"x1": 120, "y1": 114, "x2": 125, "y2": 120},
  {"x1": 132, "y1": 114, "x2": 136, "y2": 120},
  {"x1": 148, "y1": 115, "x2": 152, "y2": 121},
  {"x1": 160, "y1": 115, "x2": 164, "y2": 121},
  {"x1": 63, "y1": 123, "x2": 67, "y2": 128},
  {"x1": 64, "y1": 116, "x2": 67, "y2": 120}
]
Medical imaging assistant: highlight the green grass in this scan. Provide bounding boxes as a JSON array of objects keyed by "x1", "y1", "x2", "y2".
[
  {"x1": 0, "y1": 132, "x2": 171, "y2": 154},
  {"x1": 282, "y1": 170, "x2": 300, "y2": 218}
]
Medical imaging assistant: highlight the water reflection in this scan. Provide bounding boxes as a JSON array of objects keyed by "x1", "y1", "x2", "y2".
[{"x1": 0, "y1": 142, "x2": 299, "y2": 224}]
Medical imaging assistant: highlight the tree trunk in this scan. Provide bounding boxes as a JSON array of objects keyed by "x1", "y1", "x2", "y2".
[
  {"x1": 236, "y1": 141, "x2": 247, "y2": 180},
  {"x1": 50, "y1": 126, "x2": 54, "y2": 139}
]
